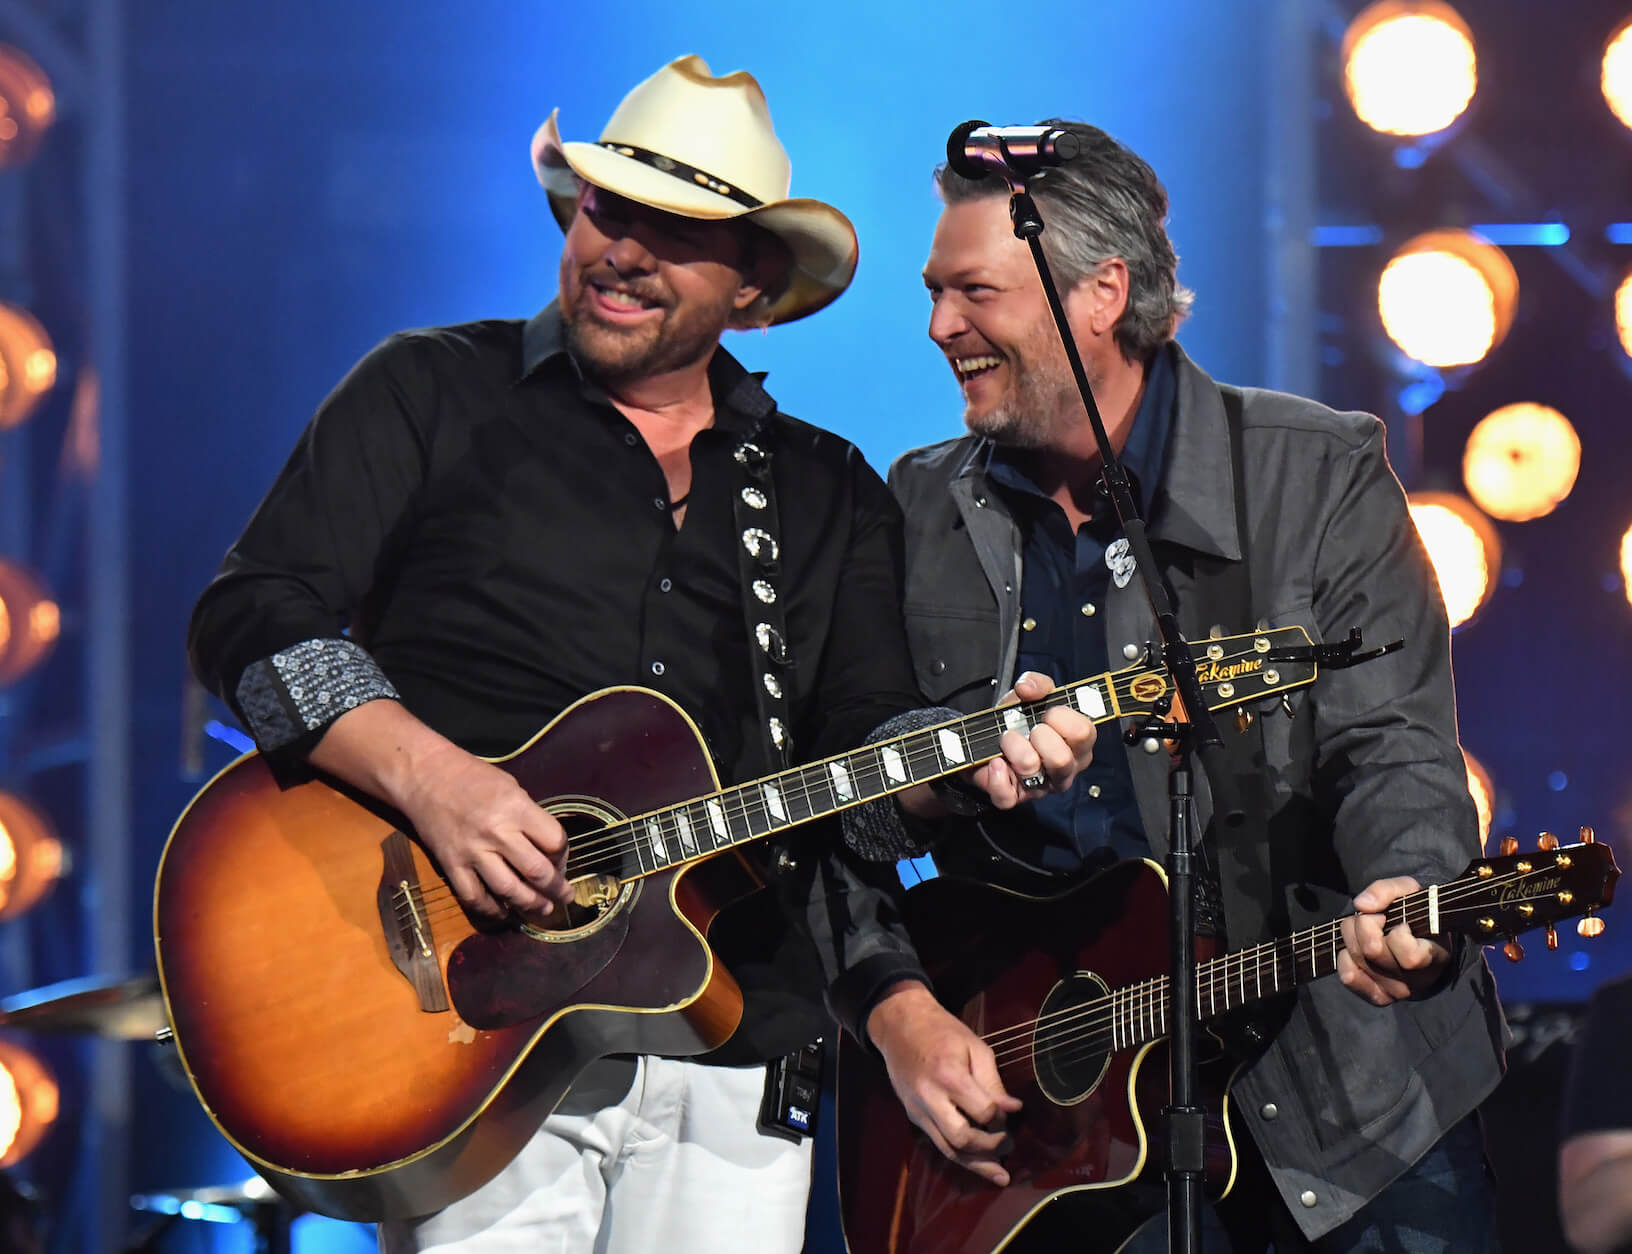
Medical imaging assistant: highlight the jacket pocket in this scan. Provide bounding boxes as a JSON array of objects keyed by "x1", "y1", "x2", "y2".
[{"x1": 903, "y1": 602, "x2": 1000, "y2": 707}]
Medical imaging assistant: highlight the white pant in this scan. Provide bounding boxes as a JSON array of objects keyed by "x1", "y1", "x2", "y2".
[{"x1": 377, "y1": 1056, "x2": 813, "y2": 1254}]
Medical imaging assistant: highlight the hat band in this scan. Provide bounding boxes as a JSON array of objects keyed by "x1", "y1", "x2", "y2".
[{"x1": 596, "y1": 141, "x2": 765, "y2": 210}]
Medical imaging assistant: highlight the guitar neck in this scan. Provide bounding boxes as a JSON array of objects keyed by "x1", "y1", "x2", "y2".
[
  {"x1": 565, "y1": 670, "x2": 1127, "y2": 882},
  {"x1": 1111, "y1": 888, "x2": 1447, "y2": 1050}
]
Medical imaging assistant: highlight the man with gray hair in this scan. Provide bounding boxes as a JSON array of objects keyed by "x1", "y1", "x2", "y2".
[{"x1": 828, "y1": 121, "x2": 1506, "y2": 1251}]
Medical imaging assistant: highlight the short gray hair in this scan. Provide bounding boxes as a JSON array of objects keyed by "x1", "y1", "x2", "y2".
[{"x1": 934, "y1": 120, "x2": 1194, "y2": 361}]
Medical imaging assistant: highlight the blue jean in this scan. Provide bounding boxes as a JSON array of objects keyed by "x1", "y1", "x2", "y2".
[{"x1": 1121, "y1": 1115, "x2": 1499, "y2": 1254}]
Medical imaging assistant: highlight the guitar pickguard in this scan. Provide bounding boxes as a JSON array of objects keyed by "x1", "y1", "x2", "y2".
[{"x1": 445, "y1": 796, "x2": 647, "y2": 1030}]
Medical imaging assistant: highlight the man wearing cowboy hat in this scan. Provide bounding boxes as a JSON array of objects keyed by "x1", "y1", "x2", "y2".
[{"x1": 187, "y1": 55, "x2": 1094, "y2": 1252}]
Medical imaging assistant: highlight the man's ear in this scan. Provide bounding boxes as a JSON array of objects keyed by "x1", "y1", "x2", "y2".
[{"x1": 1084, "y1": 258, "x2": 1130, "y2": 338}]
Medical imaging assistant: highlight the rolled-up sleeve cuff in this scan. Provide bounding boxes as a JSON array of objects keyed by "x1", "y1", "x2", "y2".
[
  {"x1": 826, "y1": 952, "x2": 932, "y2": 1047},
  {"x1": 233, "y1": 637, "x2": 399, "y2": 752}
]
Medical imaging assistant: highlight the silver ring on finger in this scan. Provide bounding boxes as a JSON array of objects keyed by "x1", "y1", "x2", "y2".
[{"x1": 1021, "y1": 773, "x2": 1047, "y2": 790}]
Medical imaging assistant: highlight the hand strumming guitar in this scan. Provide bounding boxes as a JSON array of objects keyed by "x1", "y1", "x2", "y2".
[
  {"x1": 308, "y1": 698, "x2": 575, "y2": 923},
  {"x1": 866, "y1": 980, "x2": 1022, "y2": 1187}
]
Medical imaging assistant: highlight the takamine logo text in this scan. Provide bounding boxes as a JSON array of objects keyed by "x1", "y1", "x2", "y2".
[
  {"x1": 1496, "y1": 874, "x2": 1561, "y2": 907},
  {"x1": 1197, "y1": 658, "x2": 1264, "y2": 684}
]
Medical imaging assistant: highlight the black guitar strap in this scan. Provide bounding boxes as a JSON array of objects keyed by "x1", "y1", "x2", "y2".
[
  {"x1": 730, "y1": 438, "x2": 794, "y2": 772},
  {"x1": 729, "y1": 436, "x2": 826, "y2": 1142}
]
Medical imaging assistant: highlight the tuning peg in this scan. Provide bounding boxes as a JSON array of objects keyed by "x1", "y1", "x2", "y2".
[
  {"x1": 1579, "y1": 911, "x2": 1606, "y2": 939},
  {"x1": 1545, "y1": 925, "x2": 1559, "y2": 951},
  {"x1": 1538, "y1": 831, "x2": 1559, "y2": 852},
  {"x1": 1503, "y1": 938, "x2": 1525, "y2": 962},
  {"x1": 1580, "y1": 826, "x2": 1596, "y2": 844},
  {"x1": 1236, "y1": 706, "x2": 1254, "y2": 734},
  {"x1": 1500, "y1": 836, "x2": 1519, "y2": 856}
]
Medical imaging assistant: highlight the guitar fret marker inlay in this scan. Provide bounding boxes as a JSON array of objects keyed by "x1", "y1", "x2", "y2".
[
  {"x1": 830, "y1": 762, "x2": 853, "y2": 802},
  {"x1": 1076, "y1": 685, "x2": 1107, "y2": 718},
  {"x1": 938, "y1": 730, "x2": 966, "y2": 764},
  {"x1": 763, "y1": 784, "x2": 786, "y2": 822},
  {"x1": 882, "y1": 746, "x2": 907, "y2": 783},
  {"x1": 645, "y1": 819, "x2": 667, "y2": 863}
]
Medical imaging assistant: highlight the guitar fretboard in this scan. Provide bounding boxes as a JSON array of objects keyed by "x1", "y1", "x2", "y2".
[
  {"x1": 562, "y1": 625, "x2": 1312, "y2": 883},
  {"x1": 564, "y1": 671, "x2": 1124, "y2": 881},
  {"x1": 1104, "y1": 894, "x2": 1428, "y2": 1051}
]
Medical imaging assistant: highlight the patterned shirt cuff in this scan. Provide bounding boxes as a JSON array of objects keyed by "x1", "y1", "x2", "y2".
[
  {"x1": 233, "y1": 637, "x2": 399, "y2": 752},
  {"x1": 840, "y1": 707, "x2": 966, "y2": 862}
]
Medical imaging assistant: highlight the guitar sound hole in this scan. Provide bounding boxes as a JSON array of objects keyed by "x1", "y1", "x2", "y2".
[
  {"x1": 1033, "y1": 971, "x2": 1113, "y2": 1106},
  {"x1": 529, "y1": 800, "x2": 642, "y2": 935}
]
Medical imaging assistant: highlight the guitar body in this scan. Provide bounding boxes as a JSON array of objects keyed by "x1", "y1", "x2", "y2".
[
  {"x1": 154, "y1": 688, "x2": 755, "y2": 1220},
  {"x1": 836, "y1": 862, "x2": 1238, "y2": 1254}
]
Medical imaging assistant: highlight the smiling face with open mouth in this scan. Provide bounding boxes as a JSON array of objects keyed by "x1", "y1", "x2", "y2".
[
  {"x1": 559, "y1": 185, "x2": 761, "y2": 386},
  {"x1": 923, "y1": 195, "x2": 1102, "y2": 450}
]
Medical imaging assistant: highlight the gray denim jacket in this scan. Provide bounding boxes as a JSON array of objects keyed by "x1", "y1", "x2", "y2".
[{"x1": 873, "y1": 345, "x2": 1507, "y2": 1239}]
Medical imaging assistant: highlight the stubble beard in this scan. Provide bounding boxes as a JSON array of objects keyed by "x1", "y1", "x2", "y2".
[
  {"x1": 561, "y1": 263, "x2": 735, "y2": 385},
  {"x1": 963, "y1": 322, "x2": 1090, "y2": 450}
]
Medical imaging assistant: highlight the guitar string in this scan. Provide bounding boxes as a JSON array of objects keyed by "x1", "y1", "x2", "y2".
[
  {"x1": 979, "y1": 860, "x2": 1559, "y2": 1054},
  {"x1": 391, "y1": 646, "x2": 1293, "y2": 927},
  {"x1": 987, "y1": 869, "x2": 1549, "y2": 1065},
  {"x1": 392, "y1": 681, "x2": 1108, "y2": 926},
  {"x1": 980, "y1": 865, "x2": 1572, "y2": 1069},
  {"x1": 986, "y1": 866, "x2": 1570, "y2": 1066}
]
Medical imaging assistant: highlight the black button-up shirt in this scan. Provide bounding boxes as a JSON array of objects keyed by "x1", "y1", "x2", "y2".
[{"x1": 189, "y1": 302, "x2": 924, "y2": 1058}]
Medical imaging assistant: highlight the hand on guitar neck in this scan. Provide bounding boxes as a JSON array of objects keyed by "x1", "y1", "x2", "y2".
[
  {"x1": 898, "y1": 671, "x2": 1099, "y2": 820},
  {"x1": 308, "y1": 698, "x2": 576, "y2": 924},
  {"x1": 866, "y1": 980, "x2": 1023, "y2": 1188},
  {"x1": 1339, "y1": 875, "x2": 1453, "y2": 1004}
]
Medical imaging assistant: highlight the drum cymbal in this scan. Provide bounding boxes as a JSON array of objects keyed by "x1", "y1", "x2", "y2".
[
  {"x1": 130, "y1": 1175, "x2": 286, "y2": 1213},
  {"x1": 0, "y1": 973, "x2": 167, "y2": 1040}
]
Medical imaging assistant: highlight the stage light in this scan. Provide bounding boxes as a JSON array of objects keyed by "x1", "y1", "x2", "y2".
[
  {"x1": 0, "y1": 562, "x2": 57, "y2": 687},
  {"x1": 0, "y1": 794, "x2": 63, "y2": 923},
  {"x1": 1462, "y1": 403, "x2": 1580, "y2": 522},
  {"x1": 1622, "y1": 522, "x2": 1632, "y2": 608},
  {"x1": 1463, "y1": 748, "x2": 1493, "y2": 850},
  {"x1": 0, "y1": 45, "x2": 54, "y2": 169},
  {"x1": 0, "y1": 1040, "x2": 57, "y2": 1167},
  {"x1": 1342, "y1": 2, "x2": 1477, "y2": 138},
  {"x1": 1616, "y1": 269, "x2": 1632, "y2": 358},
  {"x1": 1605, "y1": 17, "x2": 1632, "y2": 132},
  {"x1": 1407, "y1": 492, "x2": 1500, "y2": 630},
  {"x1": 1378, "y1": 230, "x2": 1518, "y2": 368},
  {"x1": 0, "y1": 304, "x2": 56, "y2": 430}
]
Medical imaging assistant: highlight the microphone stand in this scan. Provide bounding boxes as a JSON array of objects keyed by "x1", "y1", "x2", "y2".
[{"x1": 995, "y1": 178, "x2": 1243, "y2": 1254}]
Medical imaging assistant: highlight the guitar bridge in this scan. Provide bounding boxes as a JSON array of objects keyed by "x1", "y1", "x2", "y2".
[{"x1": 377, "y1": 831, "x2": 450, "y2": 1013}]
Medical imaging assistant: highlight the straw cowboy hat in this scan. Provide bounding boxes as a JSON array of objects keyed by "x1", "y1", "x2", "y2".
[{"x1": 531, "y1": 55, "x2": 859, "y2": 325}]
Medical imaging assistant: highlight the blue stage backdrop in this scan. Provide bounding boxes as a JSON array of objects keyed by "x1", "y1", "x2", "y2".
[{"x1": 122, "y1": 0, "x2": 1277, "y2": 1246}]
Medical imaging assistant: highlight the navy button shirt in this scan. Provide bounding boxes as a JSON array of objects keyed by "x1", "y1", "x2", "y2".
[{"x1": 987, "y1": 344, "x2": 1177, "y2": 871}]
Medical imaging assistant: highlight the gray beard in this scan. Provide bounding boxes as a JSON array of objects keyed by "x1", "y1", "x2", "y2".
[{"x1": 964, "y1": 362, "x2": 1085, "y2": 449}]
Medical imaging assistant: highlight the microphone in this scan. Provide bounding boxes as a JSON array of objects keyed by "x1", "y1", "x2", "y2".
[{"x1": 946, "y1": 120, "x2": 1081, "y2": 180}]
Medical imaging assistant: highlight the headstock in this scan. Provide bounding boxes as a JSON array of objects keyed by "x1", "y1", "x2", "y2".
[
  {"x1": 1111, "y1": 625, "x2": 1321, "y2": 723},
  {"x1": 1438, "y1": 827, "x2": 1619, "y2": 960}
]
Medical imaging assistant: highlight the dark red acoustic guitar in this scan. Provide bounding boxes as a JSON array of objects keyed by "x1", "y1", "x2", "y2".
[
  {"x1": 834, "y1": 835, "x2": 1619, "y2": 1254},
  {"x1": 151, "y1": 627, "x2": 1316, "y2": 1221}
]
